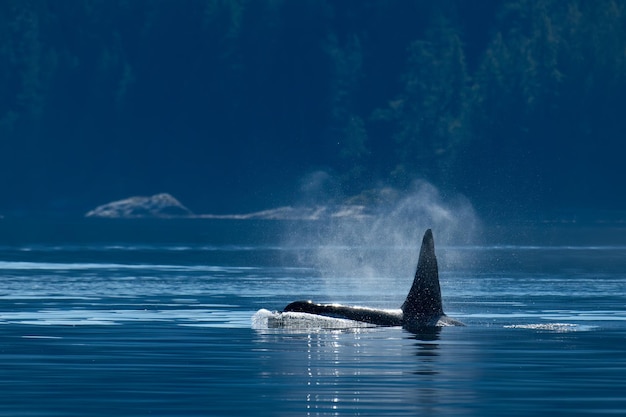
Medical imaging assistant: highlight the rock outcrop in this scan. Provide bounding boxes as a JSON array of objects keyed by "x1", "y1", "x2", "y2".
[
  {"x1": 84, "y1": 187, "x2": 401, "y2": 220},
  {"x1": 85, "y1": 193, "x2": 193, "y2": 218},
  {"x1": 199, "y1": 206, "x2": 327, "y2": 220},
  {"x1": 199, "y1": 205, "x2": 373, "y2": 220}
]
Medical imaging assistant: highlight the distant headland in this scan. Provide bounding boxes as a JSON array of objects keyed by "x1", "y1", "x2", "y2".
[
  {"x1": 84, "y1": 190, "x2": 402, "y2": 220},
  {"x1": 85, "y1": 193, "x2": 194, "y2": 219}
]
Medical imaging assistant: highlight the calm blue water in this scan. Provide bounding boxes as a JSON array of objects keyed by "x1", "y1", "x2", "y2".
[{"x1": 0, "y1": 219, "x2": 625, "y2": 416}]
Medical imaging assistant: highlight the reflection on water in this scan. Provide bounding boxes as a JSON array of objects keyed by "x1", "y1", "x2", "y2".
[
  {"x1": 411, "y1": 329, "x2": 441, "y2": 377},
  {"x1": 254, "y1": 326, "x2": 481, "y2": 416}
]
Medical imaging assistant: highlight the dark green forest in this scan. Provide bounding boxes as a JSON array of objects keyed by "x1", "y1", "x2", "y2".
[{"x1": 1, "y1": 0, "x2": 625, "y2": 215}]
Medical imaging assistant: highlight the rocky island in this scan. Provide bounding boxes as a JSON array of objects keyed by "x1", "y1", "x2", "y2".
[
  {"x1": 85, "y1": 193, "x2": 193, "y2": 218},
  {"x1": 84, "y1": 187, "x2": 424, "y2": 220}
]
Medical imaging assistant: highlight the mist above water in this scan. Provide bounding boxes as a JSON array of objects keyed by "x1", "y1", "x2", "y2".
[{"x1": 283, "y1": 180, "x2": 480, "y2": 302}]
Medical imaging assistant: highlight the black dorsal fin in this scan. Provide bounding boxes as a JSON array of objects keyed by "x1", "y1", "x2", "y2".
[{"x1": 401, "y1": 229, "x2": 444, "y2": 322}]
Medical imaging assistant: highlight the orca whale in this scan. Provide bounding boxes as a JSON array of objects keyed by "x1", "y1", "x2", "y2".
[{"x1": 283, "y1": 229, "x2": 463, "y2": 331}]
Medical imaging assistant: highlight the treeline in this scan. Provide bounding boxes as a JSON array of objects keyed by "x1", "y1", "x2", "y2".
[{"x1": 0, "y1": 0, "x2": 625, "y2": 213}]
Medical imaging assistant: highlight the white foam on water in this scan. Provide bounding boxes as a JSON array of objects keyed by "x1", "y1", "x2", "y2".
[
  {"x1": 504, "y1": 323, "x2": 596, "y2": 332},
  {"x1": 252, "y1": 309, "x2": 376, "y2": 331}
]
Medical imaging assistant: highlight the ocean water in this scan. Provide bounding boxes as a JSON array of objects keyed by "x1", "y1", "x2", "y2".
[{"x1": 0, "y1": 219, "x2": 625, "y2": 416}]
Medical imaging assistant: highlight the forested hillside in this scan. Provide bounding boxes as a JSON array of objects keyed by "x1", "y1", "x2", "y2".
[{"x1": 1, "y1": 0, "x2": 625, "y2": 215}]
